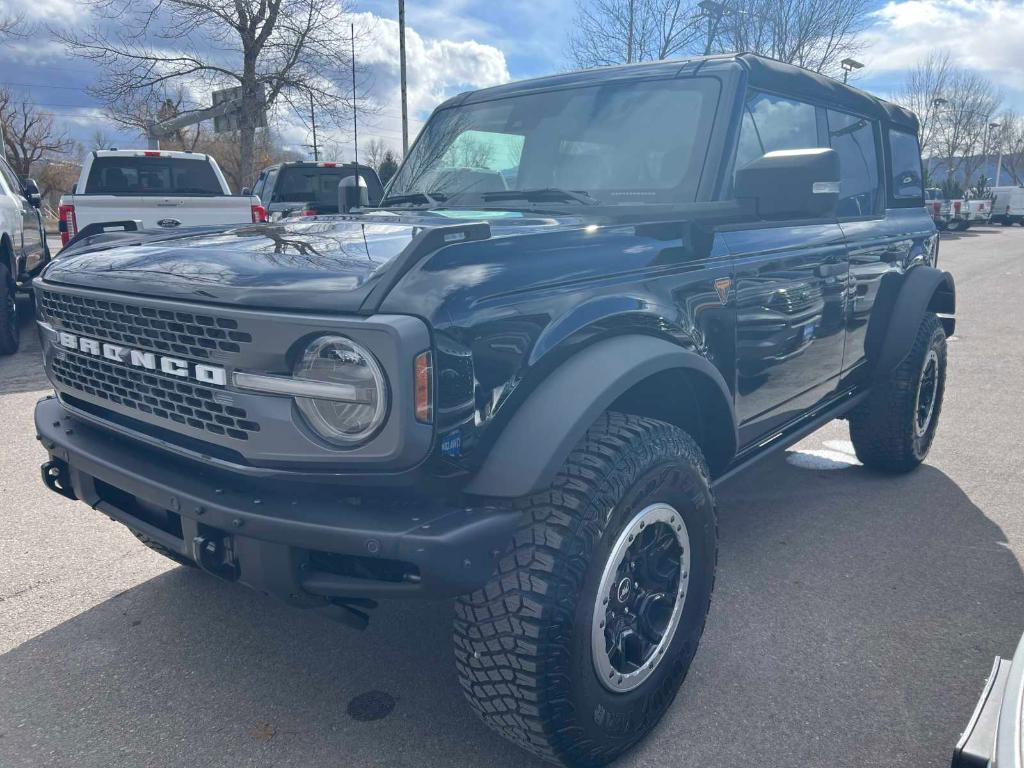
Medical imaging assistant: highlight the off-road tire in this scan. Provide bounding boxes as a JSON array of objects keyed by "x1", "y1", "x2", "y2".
[
  {"x1": 454, "y1": 412, "x2": 717, "y2": 767},
  {"x1": 849, "y1": 313, "x2": 947, "y2": 473},
  {"x1": 0, "y1": 263, "x2": 20, "y2": 356},
  {"x1": 131, "y1": 530, "x2": 197, "y2": 568}
]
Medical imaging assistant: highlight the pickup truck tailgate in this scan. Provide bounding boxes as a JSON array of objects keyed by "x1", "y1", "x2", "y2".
[{"x1": 71, "y1": 195, "x2": 256, "y2": 231}]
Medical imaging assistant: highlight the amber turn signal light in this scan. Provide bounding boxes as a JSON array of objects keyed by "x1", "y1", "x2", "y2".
[{"x1": 414, "y1": 351, "x2": 433, "y2": 424}]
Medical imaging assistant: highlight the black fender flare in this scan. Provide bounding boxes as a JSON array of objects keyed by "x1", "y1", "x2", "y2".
[
  {"x1": 868, "y1": 266, "x2": 955, "y2": 380},
  {"x1": 464, "y1": 335, "x2": 736, "y2": 498}
]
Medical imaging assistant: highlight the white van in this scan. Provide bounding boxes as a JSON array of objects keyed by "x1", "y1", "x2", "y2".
[{"x1": 990, "y1": 186, "x2": 1024, "y2": 226}]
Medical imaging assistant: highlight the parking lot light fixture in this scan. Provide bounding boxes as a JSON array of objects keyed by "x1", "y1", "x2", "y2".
[{"x1": 840, "y1": 58, "x2": 864, "y2": 83}]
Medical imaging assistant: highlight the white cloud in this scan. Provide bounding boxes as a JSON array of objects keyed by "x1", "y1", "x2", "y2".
[
  {"x1": 350, "y1": 11, "x2": 510, "y2": 151},
  {"x1": 862, "y1": 0, "x2": 1024, "y2": 91}
]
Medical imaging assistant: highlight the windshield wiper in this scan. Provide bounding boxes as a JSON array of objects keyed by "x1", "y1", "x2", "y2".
[
  {"x1": 480, "y1": 188, "x2": 600, "y2": 206},
  {"x1": 379, "y1": 191, "x2": 448, "y2": 208}
]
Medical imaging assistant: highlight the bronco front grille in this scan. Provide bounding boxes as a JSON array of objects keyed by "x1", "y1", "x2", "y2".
[
  {"x1": 37, "y1": 290, "x2": 253, "y2": 360},
  {"x1": 52, "y1": 352, "x2": 260, "y2": 441}
]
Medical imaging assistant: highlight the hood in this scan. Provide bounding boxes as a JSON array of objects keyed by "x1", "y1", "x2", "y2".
[{"x1": 42, "y1": 211, "x2": 569, "y2": 313}]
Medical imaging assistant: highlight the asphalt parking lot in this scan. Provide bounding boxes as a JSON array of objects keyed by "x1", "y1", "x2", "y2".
[{"x1": 1, "y1": 226, "x2": 1022, "y2": 768}]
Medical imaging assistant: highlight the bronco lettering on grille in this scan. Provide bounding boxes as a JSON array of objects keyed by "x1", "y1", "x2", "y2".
[{"x1": 56, "y1": 332, "x2": 227, "y2": 386}]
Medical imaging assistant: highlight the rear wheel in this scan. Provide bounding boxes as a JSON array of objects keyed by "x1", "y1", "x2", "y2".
[
  {"x1": 454, "y1": 413, "x2": 717, "y2": 766},
  {"x1": 849, "y1": 313, "x2": 947, "y2": 473},
  {"x1": 0, "y1": 263, "x2": 20, "y2": 356}
]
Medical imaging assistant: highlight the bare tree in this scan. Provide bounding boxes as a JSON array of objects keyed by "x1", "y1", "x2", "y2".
[
  {"x1": 993, "y1": 111, "x2": 1024, "y2": 185},
  {"x1": 37, "y1": 158, "x2": 83, "y2": 207},
  {"x1": 0, "y1": 9, "x2": 24, "y2": 38},
  {"x1": 567, "y1": 0, "x2": 871, "y2": 76},
  {"x1": 364, "y1": 138, "x2": 389, "y2": 170},
  {"x1": 568, "y1": 0, "x2": 703, "y2": 68},
  {"x1": 893, "y1": 50, "x2": 952, "y2": 159},
  {"x1": 0, "y1": 90, "x2": 76, "y2": 176},
  {"x1": 713, "y1": 0, "x2": 873, "y2": 75},
  {"x1": 57, "y1": 0, "x2": 370, "y2": 187},
  {"x1": 90, "y1": 129, "x2": 113, "y2": 151},
  {"x1": 932, "y1": 68, "x2": 1001, "y2": 191}
]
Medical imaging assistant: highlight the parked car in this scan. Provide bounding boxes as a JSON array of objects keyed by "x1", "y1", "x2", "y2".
[
  {"x1": 990, "y1": 185, "x2": 1024, "y2": 226},
  {"x1": 57, "y1": 149, "x2": 266, "y2": 247},
  {"x1": 965, "y1": 198, "x2": 992, "y2": 225},
  {"x1": 925, "y1": 188, "x2": 968, "y2": 231},
  {"x1": 0, "y1": 154, "x2": 50, "y2": 355},
  {"x1": 249, "y1": 161, "x2": 384, "y2": 219},
  {"x1": 952, "y1": 631, "x2": 1024, "y2": 767},
  {"x1": 32, "y1": 53, "x2": 953, "y2": 766}
]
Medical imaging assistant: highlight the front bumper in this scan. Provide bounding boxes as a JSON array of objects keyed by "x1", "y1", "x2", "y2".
[{"x1": 36, "y1": 396, "x2": 518, "y2": 607}]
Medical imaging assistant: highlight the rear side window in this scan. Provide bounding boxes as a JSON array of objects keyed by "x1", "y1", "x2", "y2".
[
  {"x1": 733, "y1": 92, "x2": 819, "y2": 176},
  {"x1": 889, "y1": 130, "x2": 925, "y2": 204},
  {"x1": 86, "y1": 157, "x2": 223, "y2": 195},
  {"x1": 826, "y1": 110, "x2": 881, "y2": 217}
]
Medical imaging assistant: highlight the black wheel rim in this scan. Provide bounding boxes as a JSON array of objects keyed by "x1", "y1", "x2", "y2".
[
  {"x1": 592, "y1": 503, "x2": 689, "y2": 693},
  {"x1": 915, "y1": 349, "x2": 939, "y2": 437}
]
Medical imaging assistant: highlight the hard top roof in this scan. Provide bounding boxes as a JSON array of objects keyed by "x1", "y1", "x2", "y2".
[{"x1": 440, "y1": 52, "x2": 918, "y2": 133}]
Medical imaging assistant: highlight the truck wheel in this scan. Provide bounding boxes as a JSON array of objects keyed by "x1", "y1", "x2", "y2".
[
  {"x1": 0, "y1": 264, "x2": 20, "y2": 356},
  {"x1": 130, "y1": 530, "x2": 197, "y2": 568},
  {"x1": 850, "y1": 313, "x2": 947, "y2": 473},
  {"x1": 454, "y1": 412, "x2": 717, "y2": 766}
]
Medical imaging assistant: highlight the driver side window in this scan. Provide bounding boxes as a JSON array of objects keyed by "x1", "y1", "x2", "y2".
[{"x1": 733, "y1": 91, "x2": 819, "y2": 181}]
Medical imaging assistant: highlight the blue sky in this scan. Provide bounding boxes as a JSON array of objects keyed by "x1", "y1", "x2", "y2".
[{"x1": 1, "y1": 0, "x2": 1023, "y2": 162}]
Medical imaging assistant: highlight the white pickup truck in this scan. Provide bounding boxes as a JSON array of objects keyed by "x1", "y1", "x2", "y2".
[{"x1": 58, "y1": 150, "x2": 266, "y2": 247}]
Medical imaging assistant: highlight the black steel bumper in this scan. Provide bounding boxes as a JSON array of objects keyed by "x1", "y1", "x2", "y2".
[{"x1": 35, "y1": 396, "x2": 518, "y2": 611}]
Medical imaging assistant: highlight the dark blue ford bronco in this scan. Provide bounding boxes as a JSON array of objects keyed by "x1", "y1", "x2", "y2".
[{"x1": 33, "y1": 53, "x2": 954, "y2": 766}]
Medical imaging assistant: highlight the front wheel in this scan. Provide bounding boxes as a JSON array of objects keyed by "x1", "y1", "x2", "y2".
[
  {"x1": 849, "y1": 313, "x2": 947, "y2": 473},
  {"x1": 0, "y1": 264, "x2": 20, "y2": 356},
  {"x1": 454, "y1": 413, "x2": 717, "y2": 766}
]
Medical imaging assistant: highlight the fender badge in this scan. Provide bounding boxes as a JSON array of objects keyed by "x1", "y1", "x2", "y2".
[{"x1": 714, "y1": 277, "x2": 732, "y2": 305}]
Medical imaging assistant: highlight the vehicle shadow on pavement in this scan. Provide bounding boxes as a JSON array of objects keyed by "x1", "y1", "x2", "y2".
[
  {"x1": 0, "y1": 452, "x2": 1020, "y2": 768},
  {"x1": 631, "y1": 452, "x2": 1024, "y2": 768},
  {"x1": 0, "y1": 295, "x2": 50, "y2": 396}
]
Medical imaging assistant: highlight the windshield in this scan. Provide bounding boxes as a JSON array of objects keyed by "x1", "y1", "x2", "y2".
[
  {"x1": 385, "y1": 77, "x2": 721, "y2": 208},
  {"x1": 85, "y1": 157, "x2": 224, "y2": 195},
  {"x1": 273, "y1": 166, "x2": 384, "y2": 207}
]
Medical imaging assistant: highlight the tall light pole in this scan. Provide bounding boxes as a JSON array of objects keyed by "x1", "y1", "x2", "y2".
[
  {"x1": 991, "y1": 122, "x2": 1004, "y2": 187},
  {"x1": 399, "y1": 0, "x2": 409, "y2": 156},
  {"x1": 351, "y1": 22, "x2": 358, "y2": 166},
  {"x1": 698, "y1": 1, "x2": 727, "y2": 56},
  {"x1": 840, "y1": 58, "x2": 863, "y2": 84}
]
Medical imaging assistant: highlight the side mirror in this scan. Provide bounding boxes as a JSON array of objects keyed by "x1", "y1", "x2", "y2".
[
  {"x1": 735, "y1": 148, "x2": 839, "y2": 220},
  {"x1": 338, "y1": 174, "x2": 368, "y2": 213},
  {"x1": 22, "y1": 178, "x2": 42, "y2": 208},
  {"x1": 241, "y1": 187, "x2": 251, "y2": 196}
]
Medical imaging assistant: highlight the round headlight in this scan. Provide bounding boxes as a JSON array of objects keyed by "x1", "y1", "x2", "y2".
[{"x1": 294, "y1": 336, "x2": 388, "y2": 445}]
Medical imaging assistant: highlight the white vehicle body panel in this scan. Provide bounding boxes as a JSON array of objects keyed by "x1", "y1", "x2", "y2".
[
  {"x1": 59, "y1": 150, "x2": 261, "y2": 239},
  {"x1": 991, "y1": 186, "x2": 1024, "y2": 220}
]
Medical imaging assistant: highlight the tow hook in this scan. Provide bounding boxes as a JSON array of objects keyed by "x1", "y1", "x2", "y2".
[
  {"x1": 41, "y1": 460, "x2": 77, "y2": 500},
  {"x1": 191, "y1": 533, "x2": 240, "y2": 582},
  {"x1": 318, "y1": 597, "x2": 378, "y2": 631}
]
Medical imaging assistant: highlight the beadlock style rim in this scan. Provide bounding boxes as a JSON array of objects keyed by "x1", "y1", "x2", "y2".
[{"x1": 592, "y1": 503, "x2": 690, "y2": 693}]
